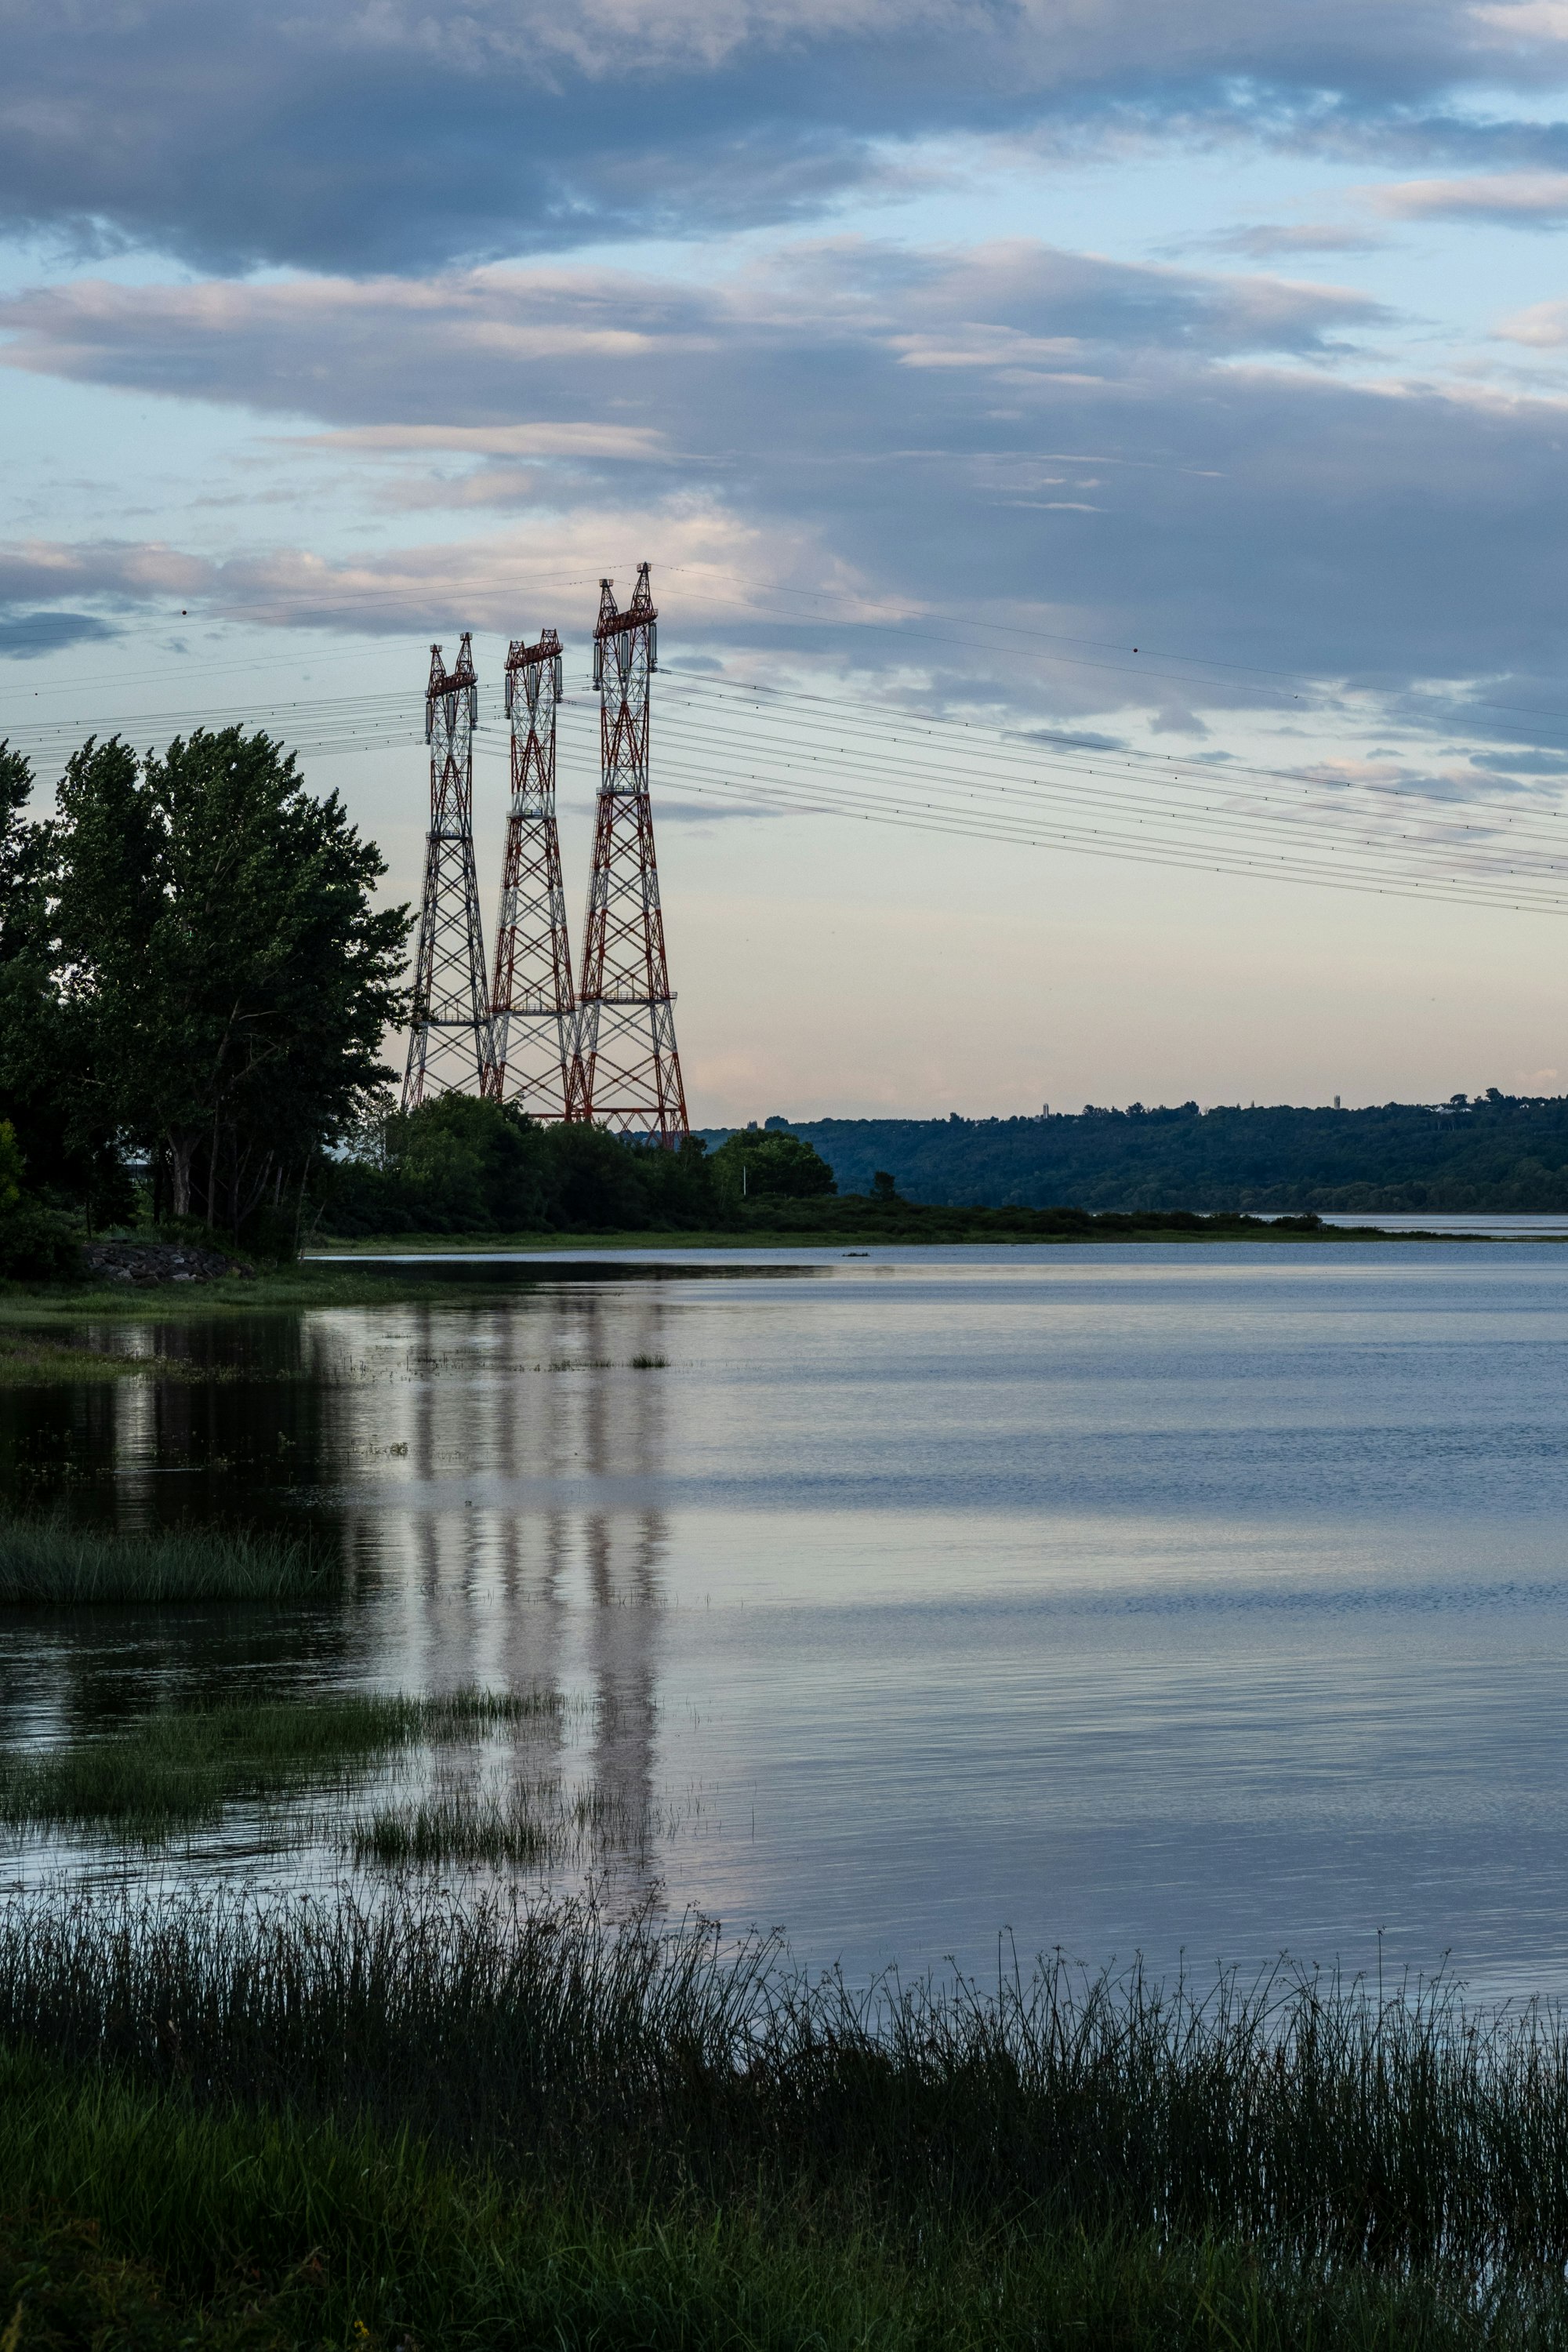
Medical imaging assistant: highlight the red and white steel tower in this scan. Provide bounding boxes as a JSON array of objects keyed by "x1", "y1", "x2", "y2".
[
  {"x1": 485, "y1": 626, "x2": 576, "y2": 1118},
  {"x1": 402, "y1": 633, "x2": 497, "y2": 1110},
  {"x1": 567, "y1": 565, "x2": 688, "y2": 1142}
]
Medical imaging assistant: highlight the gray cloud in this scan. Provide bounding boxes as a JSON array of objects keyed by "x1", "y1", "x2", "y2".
[
  {"x1": 1210, "y1": 224, "x2": 1385, "y2": 257},
  {"x1": 2, "y1": 0, "x2": 1568, "y2": 270},
  {"x1": 0, "y1": 236, "x2": 1565, "y2": 753},
  {"x1": 0, "y1": 611, "x2": 117, "y2": 658}
]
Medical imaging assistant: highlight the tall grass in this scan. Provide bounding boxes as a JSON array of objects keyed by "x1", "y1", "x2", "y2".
[
  {"x1": 0, "y1": 1689, "x2": 556, "y2": 1837},
  {"x1": 0, "y1": 1886, "x2": 1563, "y2": 2286},
  {"x1": 0, "y1": 1513, "x2": 336, "y2": 1606},
  {"x1": 351, "y1": 1777, "x2": 645, "y2": 1869},
  {"x1": 3, "y1": 1889, "x2": 1568, "y2": 2343}
]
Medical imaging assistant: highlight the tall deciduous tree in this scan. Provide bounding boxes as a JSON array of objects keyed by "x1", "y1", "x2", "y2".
[{"x1": 50, "y1": 728, "x2": 409, "y2": 1238}]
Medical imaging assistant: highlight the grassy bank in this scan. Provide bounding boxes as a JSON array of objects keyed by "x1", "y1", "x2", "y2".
[
  {"x1": 0, "y1": 1515, "x2": 336, "y2": 1606},
  {"x1": 0, "y1": 1263, "x2": 525, "y2": 1329},
  {"x1": 0, "y1": 1889, "x2": 1562, "y2": 2347},
  {"x1": 0, "y1": 1689, "x2": 550, "y2": 1838},
  {"x1": 311, "y1": 1203, "x2": 1429, "y2": 1254}
]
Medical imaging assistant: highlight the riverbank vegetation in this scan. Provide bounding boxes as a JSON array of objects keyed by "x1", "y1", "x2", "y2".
[
  {"x1": 730, "y1": 1096, "x2": 1568, "y2": 1214},
  {"x1": 0, "y1": 1887, "x2": 1564, "y2": 2347},
  {"x1": 0, "y1": 1689, "x2": 548, "y2": 1838},
  {"x1": 0, "y1": 1515, "x2": 333, "y2": 1606}
]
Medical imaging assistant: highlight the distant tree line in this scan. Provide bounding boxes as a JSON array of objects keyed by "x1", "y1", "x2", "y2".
[{"x1": 700, "y1": 1099, "x2": 1568, "y2": 1214}]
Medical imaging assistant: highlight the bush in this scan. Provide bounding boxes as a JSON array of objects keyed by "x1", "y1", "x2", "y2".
[
  {"x1": 319, "y1": 1102, "x2": 727, "y2": 1236},
  {"x1": 710, "y1": 1129, "x2": 836, "y2": 1201},
  {"x1": 0, "y1": 1120, "x2": 81, "y2": 1280}
]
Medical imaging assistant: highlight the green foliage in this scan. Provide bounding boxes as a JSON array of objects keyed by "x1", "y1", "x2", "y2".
[
  {"x1": 0, "y1": 1515, "x2": 332, "y2": 1605},
  {"x1": 0, "y1": 728, "x2": 410, "y2": 1252},
  {"x1": 2, "y1": 1890, "x2": 1568, "y2": 2346},
  {"x1": 710, "y1": 1127, "x2": 836, "y2": 1201},
  {"x1": 708, "y1": 1098, "x2": 1568, "y2": 1213},
  {"x1": 0, "y1": 1123, "x2": 82, "y2": 1283},
  {"x1": 0, "y1": 1690, "x2": 543, "y2": 1838},
  {"x1": 0, "y1": 2058, "x2": 1534, "y2": 2352},
  {"x1": 322, "y1": 1099, "x2": 726, "y2": 1236},
  {"x1": 0, "y1": 1122, "x2": 20, "y2": 1215}
]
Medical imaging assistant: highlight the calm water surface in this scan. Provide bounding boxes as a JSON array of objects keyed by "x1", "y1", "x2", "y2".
[{"x1": 5, "y1": 1242, "x2": 1568, "y2": 1997}]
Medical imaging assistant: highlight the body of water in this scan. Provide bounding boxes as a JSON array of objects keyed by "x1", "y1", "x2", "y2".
[{"x1": 5, "y1": 1242, "x2": 1568, "y2": 1997}]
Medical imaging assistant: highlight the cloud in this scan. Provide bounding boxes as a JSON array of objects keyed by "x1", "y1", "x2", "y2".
[
  {"x1": 1367, "y1": 169, "x2": 1568, "y2": 222},
  {"x1": 0, "y1": 234, "x2": 1565, "y2": 729},
  {"x1": 0, "y1": 245, "x2": 1385, "y2": 430},
  {"x1": 3, "y1": 0, "x2": 1568, "y2": 269},
  {"x1": 1212, "y1": 224, "x2": 1385, "y2": 257},
  {"x1": 297, "y1": 424, "x2": 670, "y2": 459},
  {"x1": 1492, "y1": 296, "x2": 1568, "y2": 340},
  {"x1": 0, "y1": 612, "x2": 117, "y2": 659}
]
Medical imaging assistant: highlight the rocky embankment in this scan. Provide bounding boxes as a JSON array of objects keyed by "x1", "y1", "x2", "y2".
[{"x1": 83, "y1": 1241, "x2": 256, "y2": 1286}]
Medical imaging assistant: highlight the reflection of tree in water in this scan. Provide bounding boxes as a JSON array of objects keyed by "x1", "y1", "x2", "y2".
[{"x1": 0, "y1": 1279, "x2": 675, "y2": 1899}]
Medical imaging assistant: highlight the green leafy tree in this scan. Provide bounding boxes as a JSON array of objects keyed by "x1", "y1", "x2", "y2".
[
  {"x1": 324, "y1": 1103, "x2": 724, "y2": 1237},
  {"x1": 0, "y1": 742, "x2": 127, "y2": 1224},
  {"x1": 710, "y1": 1129, "x2": 836, "y2": 1202},
  {"x1": 49, "y1": 729, "x2": 409, "y2": 1241}
]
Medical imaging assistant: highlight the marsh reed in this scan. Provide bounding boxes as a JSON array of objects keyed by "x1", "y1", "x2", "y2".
[
  {"x1": 0, "y1": 1513, "x2": 335, "y2": 1606},
  {"x1": 0, "y1": 1887, "x2": 1566, "y2": 2344}
]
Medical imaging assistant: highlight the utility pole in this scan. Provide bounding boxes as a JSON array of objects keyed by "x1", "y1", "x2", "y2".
[
  {"x1": 485, "y1": 626, "x2": 575, "y2": 1119},
  {"x1": 567, "y1": 564, "x2": 689, "y2": 1143},
  {"x1": 402, "y1": 633, "x2": 496, "y2": 1110}
]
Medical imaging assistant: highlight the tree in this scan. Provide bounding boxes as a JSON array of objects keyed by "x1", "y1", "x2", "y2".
[
  {"x1": 322, "y1": 1104, "x2": 724, "y2": 1237},
  {"x1": 710, "y1": 1129, "x2": 836, "y2": 1202},
  {"x1": 49, "y1": 729, "x2": 409, "y2": 1240},
  {"x1": 0, "y1": 742, "x2": 129, "y2": 1225}
]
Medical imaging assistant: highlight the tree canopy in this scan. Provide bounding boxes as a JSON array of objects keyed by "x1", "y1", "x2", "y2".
[
  {"x1": 0, "y1": 728, "x2": 408, "y2": 1250},
  {"x1": 708, "y1": 1128, "x2": 836, "y2": 1202},
  {"x1": 322, "y1": 1098, "x2": 722, "y2": 1236}
]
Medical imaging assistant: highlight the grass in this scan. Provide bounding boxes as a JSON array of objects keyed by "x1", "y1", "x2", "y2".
[
  {"x1": 0, "y1": 1688, "x2": 556, "y2": 1838},
  {"x1": 0, "y1": 1515, "x2": 338, "y2": 1606},
  {"x1": 310, "y1": 1203, "x2": 1469, "y2": 1253},
  {"x1": 0, "y1": 1889, "x2": 1565, "y2": 2345},
  {"x1": 0, "y1": 1263, "x2": 538, "y2": 1328},
  {"x1": 351, "y1": 1777, "x2": 645, "y2": 1870}
]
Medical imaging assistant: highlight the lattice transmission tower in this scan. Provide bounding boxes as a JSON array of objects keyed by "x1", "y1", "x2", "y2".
[
  {"x1": 567, "y1": 564, "x2": 689, "y2": 1142},
  {"x1": 402, "y1": 634, "x2": 497, "y2": 1110},
  {"x1": 485, "y1": 626, "x2": 576, "y2": 1119}
]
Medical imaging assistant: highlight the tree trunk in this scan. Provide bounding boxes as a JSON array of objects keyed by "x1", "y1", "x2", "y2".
[{"x1": 168, "y1": 1134, "x2": 196, "y2": 1220}]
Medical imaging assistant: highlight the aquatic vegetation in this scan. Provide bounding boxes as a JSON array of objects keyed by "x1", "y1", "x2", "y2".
[
  {"x1": 0, "y1": 1688, "x2": 555, "y2": 1838},
  {"x1": 351, "y1": 1777, "x2": 645, "y2": 1869},
  {"x1": 0, "y1": 1889, "x2": 1565, "y2": 2346},
  {"x1": 0, "y1": 1515, "x2": 337, "y2": 1606}
]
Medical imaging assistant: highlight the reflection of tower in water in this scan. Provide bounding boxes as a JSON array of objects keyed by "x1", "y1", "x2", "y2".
[
  {"x1": 569, "y1": 1287, "x2": 668, "y2": 1912},
  {"x1": 333, "y1": 1286, "x2": 672, "y2": 1904}
]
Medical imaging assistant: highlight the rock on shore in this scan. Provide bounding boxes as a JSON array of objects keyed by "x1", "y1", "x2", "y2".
[{"x1": 82, "y1": 1241, "x2": 256, "y2": 1286}]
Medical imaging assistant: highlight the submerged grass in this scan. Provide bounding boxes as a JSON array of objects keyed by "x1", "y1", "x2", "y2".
[
  {"x1": 0, "y1": 1688, "x2": 555, "y2": 1838},
  {"x1": 351, "y1": 1777, "x2": 646, "y2": 1870},
  {"x1": 0, "y1": 1515, "x2": 336, "y2": 1606},
  {"x1": 0, "y1": 1888, "x2": 1566, "y2": 2344}
]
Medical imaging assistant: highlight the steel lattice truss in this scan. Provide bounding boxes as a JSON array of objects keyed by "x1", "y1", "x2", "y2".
[
  {"x1": 485, "y1": 626, "x2": 576, "y2": 1120},
  {"x1": 567, "y1": 565, "x2": 689, "y2": 1143},
  {"x1": 402, "y1": 633, "x2": 498, "y2": 1111}
]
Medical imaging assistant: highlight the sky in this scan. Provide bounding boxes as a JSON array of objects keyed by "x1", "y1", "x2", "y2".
[{"x1": 7, "y1": 2, "x2": 1568, "y2": 1119}]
